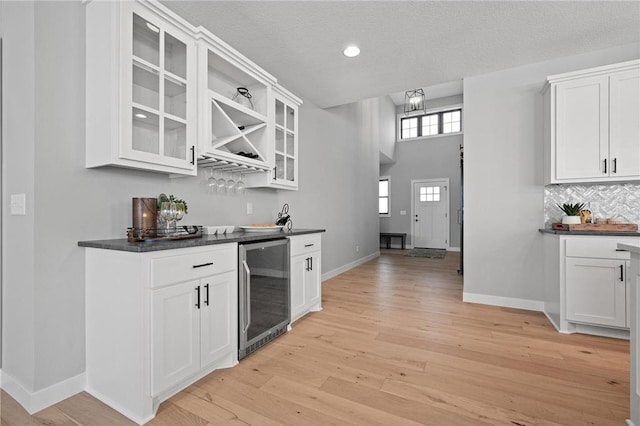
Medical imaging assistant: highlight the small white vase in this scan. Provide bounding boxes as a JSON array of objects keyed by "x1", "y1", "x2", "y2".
[{"x1": 562, "y1": 215, "x2": 581, "y2": 225}]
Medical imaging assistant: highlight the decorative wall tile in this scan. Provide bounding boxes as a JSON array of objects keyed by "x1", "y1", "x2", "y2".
[{"x1": 544, "y1": 183, "x2": 640, "y2": 225}]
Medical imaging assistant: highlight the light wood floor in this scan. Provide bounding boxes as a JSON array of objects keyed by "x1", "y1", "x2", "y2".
[{"x1": 2, "y1": 250, "x2": 630, "y2": 425}]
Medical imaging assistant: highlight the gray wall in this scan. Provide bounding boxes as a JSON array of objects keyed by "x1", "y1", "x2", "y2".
[
  {"x1": 377, "y1": 96, "x2": 397, "y2": 164},
  {"x1": 1, "y1": 1, "x2": 379, "y2": 395},
  {"x1": 380, "y1": 95, "x2": 463, "y2": 248},
  {"x1": 463, "y1": 42, "x2": 640, "y2": 302}
]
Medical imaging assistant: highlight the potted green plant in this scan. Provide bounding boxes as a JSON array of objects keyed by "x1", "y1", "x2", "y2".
[{"x1": 557, "y1": 202, "x2": 585, "y2": 225}]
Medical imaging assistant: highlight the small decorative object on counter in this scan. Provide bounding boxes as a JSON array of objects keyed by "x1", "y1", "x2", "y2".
[
  {"x1": 232, "y1": 87, "x2": 254, "y2": 110},
  {"x1": 132, "y1": 197, "x2": 157, "y2": 238},
  {"x1": 579, "y1": 209, "x2": 592, "y2": 224},
  {"x1": 127, "y1": 225, "x2": 202, "y2": 242},
  {"x1": 157, "y1": 194, "x2": 188, "y2": 235},
  {"x1": 557, "y1": 202, "x2": 585, "y2": 225},
  {"x1": 275, "y1": 203, "x2": 293, "y2": 231}
]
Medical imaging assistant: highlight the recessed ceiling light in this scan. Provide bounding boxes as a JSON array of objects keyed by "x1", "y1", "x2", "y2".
[
  {"x1": 343, "y1": 45, "x2": 360, "y2": 58},
  {"x1": 135, "y1": 113, "x2": 147, "y2": 119},
  {"x1": 146, "y1": 23, "x2": 160, "y2": 33}
]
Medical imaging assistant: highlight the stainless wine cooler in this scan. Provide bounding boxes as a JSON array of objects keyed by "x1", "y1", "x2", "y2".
[{"x1": 238, "y1": 238, "x2": 290, "y2": 360}]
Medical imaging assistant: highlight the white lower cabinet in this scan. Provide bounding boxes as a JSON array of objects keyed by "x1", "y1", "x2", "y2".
[
  {"x1": 543, "y1": 234, "x2": 637, "y2": 337},
  {"x1": 151, "y1": 271, "x2": 236, "y2": 395},
  {"x1": 289, "y1": 233, "x2": 322, "y2": 323},
  {"x1": 85, "y1": 243, "x2": 237, "y2": 424},
  {"x1": 565, "y1": 257, "x2": 627, "y2": 328}
]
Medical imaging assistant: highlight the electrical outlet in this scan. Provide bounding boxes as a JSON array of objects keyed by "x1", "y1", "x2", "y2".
[
  {"x1": 10, "y1": 194, "x2": 26, "y2": 216},
  {"x1": 246, "y1": 202, "x2": 253, "y2": 215},
  {"x1": 400, "y1": 210, "x2": 407, "y2": 216},
  {"x1": 356, "y1": 245, "x2": 360, "y2": 252}
]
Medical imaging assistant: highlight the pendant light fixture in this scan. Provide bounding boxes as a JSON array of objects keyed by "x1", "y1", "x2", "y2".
[{"x1": 404, "y1": 89, "x2": 426, "y2": 115}]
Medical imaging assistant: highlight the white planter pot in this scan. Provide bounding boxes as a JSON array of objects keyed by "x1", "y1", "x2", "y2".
[{"x1": 562, "y1": 215, "x2": 581, "y2": 225}]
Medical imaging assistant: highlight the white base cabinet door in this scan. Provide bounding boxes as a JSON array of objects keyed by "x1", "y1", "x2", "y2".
[
  {"x1": 200, "y1": 271, "x2": 237, "y2": 367},
  {"x1": 152, "y1": 280, "x2": 201, "y2": 395},
  {"x1": 566, "y1": 257, "x2": 627, "y2": 328},
  {"x1": 289, "y1": 233, "x2": 322, "y2": 323}
]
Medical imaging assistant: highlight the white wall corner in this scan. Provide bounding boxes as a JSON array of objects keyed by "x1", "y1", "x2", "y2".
[
  {"x1": 1, "y1": 370, "x2": 86, "y2": 414},
  {"x1": 462, "y1": 292, "x2": 544, "y2": 312},
  {"x1": 322, "y1": 251, "x2": 380, "y2": 282}
]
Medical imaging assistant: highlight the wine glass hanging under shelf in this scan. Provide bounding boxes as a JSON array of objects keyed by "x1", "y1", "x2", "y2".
[{"x1": 197, "y1": 156, "x2": 270, "y2": 173}]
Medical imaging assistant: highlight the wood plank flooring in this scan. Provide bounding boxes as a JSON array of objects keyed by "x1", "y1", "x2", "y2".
[{"x1": 2, "y1": 250, "x2": 629, "y2": 425}]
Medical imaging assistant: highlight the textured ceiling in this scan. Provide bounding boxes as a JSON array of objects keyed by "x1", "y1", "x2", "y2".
[{"x1": 161, "y1": 1, "x2": 640, "y2": 108}]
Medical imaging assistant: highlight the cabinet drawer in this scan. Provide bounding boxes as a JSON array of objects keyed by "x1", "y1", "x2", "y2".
[
  {"x1": 151, "y1": 245, "x2": 236, "y2": 288},
  {"x1": 565, "y1": 238, "x2": 633, "y2": 260},
  {"x1": 289, "y1": 233, "x2": 322, "y2": 257}
]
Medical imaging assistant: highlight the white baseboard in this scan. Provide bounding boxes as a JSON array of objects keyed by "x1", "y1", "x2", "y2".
[
  {"x1": 626, "y1": 419, "x2": 636, "y2": 426},
  {"x1": 448, "y1": 246, "x2": 460, "y2": 252},
  {"x1": 322, "y1": 251, "x2": 380, "y2": 281},
  {"x1": 462, "y1": 292, "x2": 544, "y2": 312},
  {"x1": 1, "y1": 370, "x2": 85, "y2": 414}
]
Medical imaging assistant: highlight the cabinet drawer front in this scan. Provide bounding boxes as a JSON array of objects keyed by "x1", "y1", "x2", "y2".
[
  {"x1": 565, "y1": 238, "x2": 634, "y2": 260},
  {"x1": 152, "y1": 245, "x2": 236, "y2": 288},
  {"x1": 289, "y1": 234, "x2": 322, "y2": 257}
]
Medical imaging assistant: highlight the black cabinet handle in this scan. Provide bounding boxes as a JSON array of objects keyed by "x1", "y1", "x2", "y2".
[
  {"x1": 310, "y1": 257, "x2": 313, "y2": 271},
  {"x1": 304, "y1": 243, "x2": 314, "y2": 247},
  {"x1": 195, "y1": 286, "x2": 200, "y2": 309},
  {"x1": 620, "y1": 264, "x2": 624, "y2": 282},
  {"x1": 603, "y1": 158, "x2": 607, "y2": 173},
  {"x1": 204, "y1": 283, "x2": 209, "y2": 306},
  {"x1": 190, "y1": 146, "x2": 195, "y2": 165},
  {"x1": 616, "y1": 249, "x2": 629, "y2": 252},
  {"x1": 273, "y1": 166, "x2": 277, "y2": 180},
  {"x1": 193, "y1": 262, "x2": 213, "y2": 269},
  {"x1": 613, "y1": 158, "x2": 617, "y2": 174}
]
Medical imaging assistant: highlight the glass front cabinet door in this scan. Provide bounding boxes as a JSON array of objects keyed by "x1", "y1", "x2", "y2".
[{"x1": 86, "y1": 1, "x2": 197, "y2": 175}]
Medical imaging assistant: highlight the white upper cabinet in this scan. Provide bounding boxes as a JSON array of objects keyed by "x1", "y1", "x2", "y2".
[
  {"x1": 85, "y1": 0, "x2": 303, "y2": 186},
  {"x1": 543, "y1": 60, "x2": 640, "y2": 184},
  {"x1": 195, "y1": 30, "x2": 275, "y2": 174},
  {"x1": 245, "y1": 85, "x2": 302, "y2": 190},
  {"x1": 609, "y1": 69, "x2": 640, "y2": 178},
  {"x1": 86, "y1": 1, "x2": 198, "y2": 175}
]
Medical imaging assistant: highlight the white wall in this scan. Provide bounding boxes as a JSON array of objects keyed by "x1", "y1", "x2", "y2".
[
  {"x1": 463, "y1": 42, "x2": 640, "y2": 305},
  {"x1": 1, "y1": 0, "x2": 380, "y2": 402},
  {"x1": 380, "y1": 95, "x2": 463, "y2": 248},
  {"x1": 377, "y1": 96, "x2": 397, "y2": 164}
]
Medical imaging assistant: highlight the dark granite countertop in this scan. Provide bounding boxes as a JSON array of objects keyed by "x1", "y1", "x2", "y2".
[
  {"x1": 539, "y1": 228, "x2": 640, "y2": 238},
  {"x1": 78, "y1": 228, "x2": 325, "y2": 253}
]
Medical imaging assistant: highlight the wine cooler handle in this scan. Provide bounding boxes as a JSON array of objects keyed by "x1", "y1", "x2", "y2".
[{"x1": 242, "y1": 260, "x2": 251, "y2": 334}]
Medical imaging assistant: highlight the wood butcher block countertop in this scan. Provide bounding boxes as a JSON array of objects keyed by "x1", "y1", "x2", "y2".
[
  {"x1": 539, "y1": 228, "x2": 640, "y2": 238},
  {"x1": 78, "y1": 228, "x2": 325, "y2": 253}
]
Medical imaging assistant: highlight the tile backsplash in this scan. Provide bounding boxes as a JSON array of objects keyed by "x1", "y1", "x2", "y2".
[{"x1": 544, "y1": 182, "x2": 640, "y2": 226}]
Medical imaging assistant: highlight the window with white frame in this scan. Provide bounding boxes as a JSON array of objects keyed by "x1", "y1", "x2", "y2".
[
  {"x1": 398, "y1": 107, "x2": 462, "y2": 141},
  {"x1": 379, "y1": 177, "x2": 390, "y2": 216}
]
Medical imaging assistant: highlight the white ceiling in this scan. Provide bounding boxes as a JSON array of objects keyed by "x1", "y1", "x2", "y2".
[{"x1": 161, "y1": 1, "x2": 640, "y2": 108}]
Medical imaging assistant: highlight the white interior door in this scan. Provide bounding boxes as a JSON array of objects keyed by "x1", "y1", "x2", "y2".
[{"x1": 412, "y1": 179, "x2": 449, "y2": 249}]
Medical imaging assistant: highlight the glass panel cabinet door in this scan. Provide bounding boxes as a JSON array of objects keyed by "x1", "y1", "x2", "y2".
[
  {"x1": 273, "y1": 96, "x2": 297, "y2": 185},
  {"x1": 123, "y1": 6, "x2": 195, "y2": 171}
]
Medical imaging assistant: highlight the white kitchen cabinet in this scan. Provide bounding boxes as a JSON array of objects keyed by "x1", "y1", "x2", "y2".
[
  {"x1": 565, "y1": 257, "x2": 627, "y2": 328},
  {"x1": 289, "y1": 233, "x2": 322, "y2": 323},
  {"x1": 245, "y1": 86, "x2": 302, "y2": 190},
  {"x1": 152, "y1": 270, "x2": 236, "y2": 395},
  {"x1": 542, "y1": 233, "x2": 638, "y2": 338},
  {"x1": 195, "y1": 30, "x2": 274, "y2": 174},
  {"x1": 86, "y1": 1, "x2": 198, "y2": 176},
  {"x1": 543, "y1": 60, "x2": 640, "y2": 184},
  {"x1": 85, "y1": 244, "x2": 237, "y2": 424}
]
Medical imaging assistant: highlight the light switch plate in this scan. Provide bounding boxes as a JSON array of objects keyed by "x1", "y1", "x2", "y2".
[
  {"x1": 11, "y1": 193, "x2": 26, "y2": 215},
  {"x1": 246, "y1": 202, "x2": 253, "y2": 215},
  {"x1": 400, "y1": 210, "x2": 407, "y2": 216}
]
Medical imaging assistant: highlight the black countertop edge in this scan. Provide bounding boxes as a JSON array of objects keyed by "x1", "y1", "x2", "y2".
[
  {"x1": 539, "y1": 228, "x2": 640, "y2": 237},
  {"x1": 78, "y1": 228, "x2": 326, "y2": 253}
]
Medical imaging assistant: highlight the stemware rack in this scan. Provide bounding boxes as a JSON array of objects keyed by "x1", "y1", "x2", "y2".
[{"x1": 197, "y1": 156, "x2": 270, "y2": 173}]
